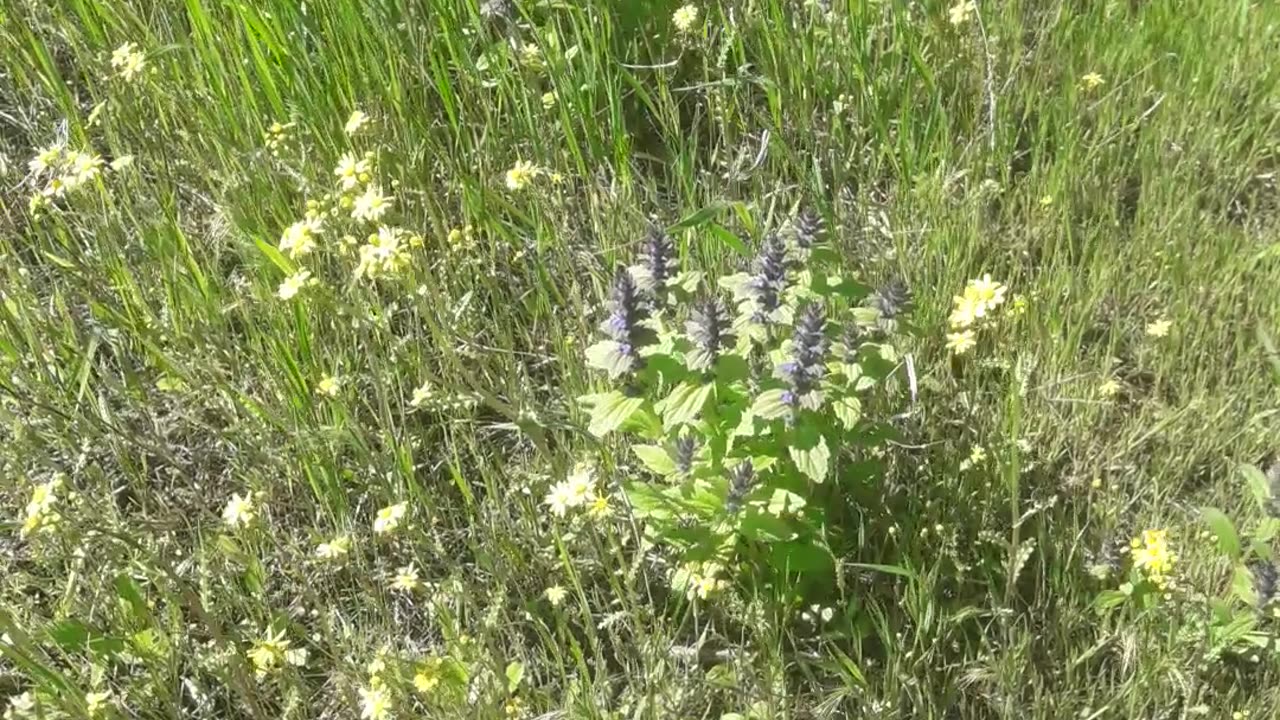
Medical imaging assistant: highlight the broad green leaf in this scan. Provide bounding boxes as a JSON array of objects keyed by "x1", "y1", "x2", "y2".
[
  {"x1": 790, "y1": 433, "x2": 830, "y2": 483},
  {"x1": 751, "y1": 389, "x2": 790, "y2": 420},
  {"x1": 739, "y1": 513, "x2": 796, "y2": 542},
  {"x1": 1093, "y1": 590, "x2": 1129, "y2": 611},
  {"x1": 113, "y1": 575, "x2": 150, "y2": 623},
  {"x1": 1233, "y1": 563, "x2": 1257, "y2": 605},
  {"x1": 667, "y1": 203, "x2": 728, "y2": 232},
  {"x1": 584, "y1": 340, "x2": 634, "y2": 379},
  {"x1": 766, "y1": 489, "x2": 806, "y2": 516},
  {"x1": 625, "y1": 483, "x2": 679, "y2": 522},
  {"x1": 1200, "y1": 507, "x2": 1242, "y2": 560},
  {"x1": 656, "y1": 381, "x2": 714, "y2": 430},
  {"x1": 505, "y1": 661, "x2": 525, "y2": 693},
  {"x1": 586, "y1": 391, "x2": 643, "y2": 437},
  {"x1": 833, "y1": 396, "x2": 862, "y2": 429},
  {"x1": 253, "y1": 237, "x2": 295, "y2": 274},
  {"x1": 718, "y1": 271, "x2": 753, "y2": 299},
  {"x1": 671, "y1": 270, "x2": 705, "y2": 293},
  {"x1": 1238, "y1": 463, "x2": 1272, "y2": 513},
  {"x1": 632, "y1": 444, "x2": 676, "y2": 476},
  {"x1": 707, "y1": 225, "x2": 748, "y2": 255},
  {"x1": 770, "y1": 539, "x2": 835, "y2": 574}
]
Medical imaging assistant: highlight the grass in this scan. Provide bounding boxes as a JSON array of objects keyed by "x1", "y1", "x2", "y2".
[{"x1": 1, "y1": 0, "x2": 1279, "y2": 717}]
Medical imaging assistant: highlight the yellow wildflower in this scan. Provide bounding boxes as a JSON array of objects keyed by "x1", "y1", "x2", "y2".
[
  {"x1": 345, "y1": 109, "x2": 370, "y2": 136},
  {"x1": 1080, "y1": 72, "x2": 1105, "y2": 90},
  {"x1": 355, "y1": 226, "x2": 412, "y2": 279},
  {"x1": 1146, "y1": 318, "x2": 1171, "y2": 338},
  {"x1": 316, "y1": 534, "x2": 351, "y2": 560},
  {"x1": 505, "y1": 160, "x2": 539, "y2": 191},
  {"x1": 948, "y1": 293, "x2": 980, "y2": 328},
  {"x1": 277, "y1": 269, "x2": 314, "y2": 301},
  {"x1": 352, "y1": 185, "x2": 393, "y2": 223},
  {"x1": 110, "y1": 42, "x2": 147, "y2": 81},
  {"x1": 948, "y1": 0, "x2": 976, "y2": 25},
  {"x1": 945, "y1": 330, "x2": 977, "y2": 355},
  {"x1": 390, "y1": 564, "x2": 421, "y2": 592},
  {"x1": 222, "y1": 492, "x2": 257, "y2": 528},
  {"x1": 248, "y1": 629, "x2": 291, "y2": 675},
  {"x1": 373, "y1": 501, "x2": 407, "y2": 534},
  {"x1": 279, "y1": 217, "x2": 323, "y2": 258},
  {"x1": 317, "y1": 376, "x2": 342, "y2": 397},
  {"x1": 1098, "y1": 378, "x2": 1121, "y2": 398},
  {"x1": 966, "y1": 274, "x2": 1007, "y2": 313},
  {"x1": 544, "y1": 585, "x2": 567, "y2": 606},
  {"x1": 358, "y1": 681, "x2": 393, "y2": 720},
  {"x1": 85, "y1": 691, "x2": 112, "y2": 717},
  {"x1": 1130, "y1": 528, "x2": 1176, "y2": 586},
  {"x1": 672, "y1": 4, "x2": 700, "y2": 33}
]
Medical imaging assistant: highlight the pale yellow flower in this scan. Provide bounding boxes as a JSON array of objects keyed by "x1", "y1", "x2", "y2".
[
  {"x1": 684, "y1": 562, "x2": 728, "y2": 600},
  {"x1": 410, "y1": 380, "x2": 436, "y2": 408},
  {"x1": 277, "y1": 270, "x2": 314, "y2": 301},
  {"x1": 1080, "y1": 72, "x2": 1105, "y2": 90},
  {"x1": 62, "y1": 151, "x2": 104, "y2": 188},
  {"x1": 222, "y1": 492, "x2": 256, "y2": 528},
  {"x1": 345, "y1": 109, "x2": 370, "y2": 136},
  {"x1": 373, "y1": 501, "x2": 407, "y2": 534},
  {"x1": 334, "y1": 153, "x2": 371, "y2": 191},
  {"x1": 948, "y1": 0, "x2": 976, "y2": 25},
  {"x1": 672, "y1": 4, "x2": 700, "y2": 33},
  {"x1": 317, "y1": 376, "x2": 341, "y2": 397},
  {"x1": 1146, "y1": 318, "x2": 1171, "y2": 338},
  {"x1": 505, "y1": 160, "x2": 539, "y2": 191},
  {"x1": 85, "y1": 690, "x2": 112, "y2": 717},
  {"x1": 110, "y1": 42, "x2": 147, "y2": 80},
  {"x1": 1098, "y1": 378, "x2": 1121, "y2": 398},
  {"x1": 544, "y1": 585, "x2": 567, "y2": 606},
  {"x1": 279, "y1": 217, "x2": 324, "y2": 258},
  {"x1": 316, "y1": 534, "x2": 351, "y2": 560},
  {"x1": 541, "y1": 91, "x2": 558, "y2": 110},
  {"x1": 1130, "y1": 529, "x2": 1176, "y2": 586},
  {"x1": 248, "y1": 629, "x2": 291, "y2": 675},
  {"x1": 945, "y1": 330, "x2": 977, "y2": 355},
  {"x1": 949, "y1": 294, "x2": 980, "y2": 328},
  {"x1": 390, "y1": 564, "x2": 421, "y2": 592},
  {"x1": 518, "y1": 42, "x2": 542, "y2": 69},
  {"x1": 966, "y1": 274, "x2": 1007, "y2": 313},
  {"x1": 358, "y1": 682, "x2": 393, "y2": 720},
  {"x1": 28, "y1": 144, "x2": 64, "y2": 175},
  {"x1": 355, "y1": 226, "x2": 412, "y2": 279},
  {"x1": 352, "y1": 185, "x2": 393, "y2": 223}
]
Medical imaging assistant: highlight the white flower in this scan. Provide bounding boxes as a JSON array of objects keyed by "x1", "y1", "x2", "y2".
[
  {"x1": 277, "y1": 270, "x2": 314, "y2": 301},
  {"x1": 279, "y1": 217, "x2": 324, "y2": 258},
  {"x1": 373, "y1": 501, "x2": 407, "y2": 534},
  {"x1": 333, "y1": 153, "x2": 370, "y2": 191},
  {"x1": 351, "y1": 185, "x2": 392, "y2": 222},
  {"x1": 390, "y1": 564, "x2": 421, "y2": 592},
  {"x1": 672, "y1": 4, "x2": 700, "y2": 33},
  {"x1": 544, "y1": 585, "x2": 567, "y2": 606},
  {"x1": 948, "y1": 1, "x2": 977, "y2": 25},
  {"x1": 222, "y1": 492, "x2": 256, "y2": 528},
  {"x1": 316, "y1": 534, "x2": 351, "y2": 560},
  {"x1": 345, "y1": 109, "x2": 370, "y2": 135}
]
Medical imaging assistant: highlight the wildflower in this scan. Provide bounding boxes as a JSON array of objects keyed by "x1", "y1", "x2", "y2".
[
  {"x1": 673, "y1": 436, "x2": 697, "y2": 475},
  {"x1": 743, "y1": 232, "x2": 788, "y2": 324},
  {"x1": 1080, "y1": 72, "x2": 1105, "y2": 90},
  {"x1": 20, "y1": 478, "x2": 62, "y2": 538},
  {"x1": 85, "y1": 691, "x2": 111, "y2": 717},
  {"x1": 541, "y1": 91, "x2": 557, "y2": 110},
  {"x1": 948, "y1": 0, "x2": 976, "y2": 25},
  {"x1": 28, "y1": 144, "x2": 64, "y2": 175},
  {"x1": 316, "y1": 534, "x2": 351, "y2": 560},
  {"x1": 263, "y1": 121, "x2": 294, "y2": 153},
  {"x1": 358, "y1": 682, "x2": 393, "y2": 720},
  {"x1": 222, "y1": 492, "x2": 256, "y2": 528},
  {"x1": 966, "y1": 274, "x2": 1007, "y2": 314},
  {"x1": 1146, "y1": 318, "x2": 1171, "y2": 338},
  {"x1": 410, "y1": 380, "x2": 436, "y2": 408},
  {"x1": 544, "y1": 482, "x2": 574, "y2": 517},
  {"x1": 390, "y1": 564, "x2": 421, "y2": 592},
  {"x1": 597, "y1": 265, "x2": 655, "y2": 377},
  {"x1": 1008, "y1": 294, "x2": 1028, "y2": 316},
  {"x1": 544, "y1": 585, "x2": 567, "y2": 606},
  {"x1": 1129, "y1": 529, "x2": 1176, "y2": 586},
  {"x1": 277, "y1": 270, "x2": 314, "y2": 301},
  {"x1": 775, "y1": 302, "x2": 828, "y2": 407},
  {"x1": 792, "y1": 208, "x2": 824, "y2": 251},
  {"x1": 7, "y1": 693, "x2": 36, "y2": 719},
  {"x1": 946, "y1": 330, "x2": 977, "y2": 355},
  {"x1": 587, "y1": 494, "x2": 611, "y2": 519},
  {"x1": 345, "y1": 109, "x2": 370, "y2": 136},
  {"x1": 334, "y1": 153, "x2": 371, "y2": 191},
  {"x1": 960, "y1": 445, "x2": 987, "y2": 471},
  {"x1": 1098, "y1": 378, "x2": 1121, "y2": 398},
  {"x1": 42, "y1": 177, "x2": 67, "y2": 198},
  {"x1": 279, "y1": 217, "x2": 323, "y2": 258},
  {"x1": 872, "y1": 277, "x2": 912, "y2": 319},
  {"x1": 564, "y1": 464, "x2": 596, "y2": 506},
  {"x1": 317, "y1": 376, "x2": 341, "y2": 397},
  {"x1": 949, "y1": 293, "x2": 980, "y2": 328},
  {"x1": 672, "y1": 4, "x2": 700, "y2": 33},
  {"x1": 373, "y1": 501, "x2": 407, "y2": 534},
  {"x1": 685, "y1": 296, "x2": 734, "y2": 371},
  {"x1": 683, "y1": 562, "x2": 728, "y2": 600},
  {"x1": 248, "y1": 628, "x2": 291, "y2": 675},
  {"x1": 63, "y1": 151, "x2": 104, "y2": 188},
  {"x1": 518, "y1": 42, "x2": 542, "y2": 69},
  {"x1": 352, "y1": 185, "x2": 393, "y2": 223},
  {"x1": 109, "y1": 155, "x2": 134, "y2": 171},
  {"x1": 637, "y1": 225, "x2": 678, "y2": 304},
  {"x1": 355, "y1": 226, "x2": 412, "y2": 279},
  {"x1": 110, "y1": 42, "x2": 146, "y2": 80},
  {"x1": 725, "y1": 460, "x2": 755, "y2": 513},
  {"x1": 505, "y1": 160, "x2": 539, "y2": 191}
]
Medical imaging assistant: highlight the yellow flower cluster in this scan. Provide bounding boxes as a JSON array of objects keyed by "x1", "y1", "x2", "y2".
[
  {"x1": 247, "y1": 627, "x2": 307, "y2": 676},
  {"x1": 20, "y1": 478, "x2": 63, "y2": 538},
  {"x1": 1130, "y1": 528, "x2": 1176, "y2": 588},
  {"x1": 263, "y1": 121, "x2": 294, "y2": 155},
  {"x1": 682, "y1": 561, "x2": 728, "y2": 600},
  {"x1": 110, "y1": 42, "x2": 147, "y2": 81},
  {"x1": 946, "y1": 273, "x2": 1008, "y2": 355},
  {"x1": 355, "y1": 226, "x2": 416, "y2": 279},
  {"x1": 26, "y1": 144, "x2": 111, "y2": 213}
]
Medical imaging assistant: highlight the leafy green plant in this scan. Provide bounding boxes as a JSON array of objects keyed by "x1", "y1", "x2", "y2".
[{"x1": 579, "y1": 211, "x2": 908, "y2": 594}]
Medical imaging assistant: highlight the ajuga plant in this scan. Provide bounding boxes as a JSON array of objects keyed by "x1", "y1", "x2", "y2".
[{"x1": 580, "y1": 207, "x2": 907, "y2": 598}]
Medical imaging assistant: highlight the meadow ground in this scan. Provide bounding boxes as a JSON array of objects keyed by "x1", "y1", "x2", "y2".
[{"x1": 2, "y1": 1, "x2": 1280, "y2": 718}]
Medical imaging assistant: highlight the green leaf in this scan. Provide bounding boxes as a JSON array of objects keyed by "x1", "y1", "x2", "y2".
[
  {"x1": 671, "y1": 270, "x2": 705, "y2": 293},
  {"x1": 585, "y1": 391, "x2": 643, "y2": 437},
  {"x1": 811, "y1": 273, "x2": 872, "y2": 301},
  {"x1": 1201, "y1": 507, "x2": 1242, "y2": 560},
  {"x1": 625, "y1": 483, "x2": 679, "y2": 522},
  {"x1": 113, "y1": 575, "x2": 150, "y2": 623},
  {"x1": 766, "y1": 489, "x2": 807, "y2": 517},
  {"x1": 751, "y1": 389, "x2": 790, "y2": 420},
  {"x1": 833, "y1": 396, "x2": 861, "y2": 429},
  {"x1": 584, "y1": 340, "x2": 635, "y2": 379},
  {"x1": 790, "y1": 433, "x2": 830, "y2": 483},
  {"x1": 1093, "y1": 589, "x2": 1130, "y2": 611},
  {"x1": 253, "y1": 237, "x2": 295, "y2": 274},
  {"x1": 770, "y1": 539, "x2": 835, "y2": 574},
  {"x1": 1233, "y1": 563, "x2": 1257, "y2": 605},
  {"x1": 655, "y1": 381, "x2": 714, "y2": 430},
  {"x1": 632, "y1": 444, "x2": 677, "y2": 476},
  {"x1": 707, "y1": 224, "x2": 748, "y2": 256},
  {"x1": 718, "y1": 271, "x2": 753, "y2": 298},
  {"x1": 505, "y1": 661, "x2": 525, "y2": 693},
  {"x1": 667, "y1": 203, "x2": 728, "y2": 232},
  {"x1": 1238, "y1": 463, "x2": 1272, "y2": 513}
]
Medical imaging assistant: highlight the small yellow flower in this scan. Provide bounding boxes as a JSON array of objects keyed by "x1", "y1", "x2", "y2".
[
  {"x1": 317, "y1": 375, "x2": 342, "y2": 397},
  {"x1": 1146, "y1": 318, "x2": 1171, "y2": 338},
  {"x1": 345, "y1": 109, "x2": 370, "y2": 136},
  {"x1": 355, "y1": 226, "x2": 412, "y2": 279},
  {"x1": 413, "y1": 657, "x2": 443, "y2": 693},
  {"x1": 410, "y1": 380, "x2": 435, "y2": 408},
  {"x1": 85, "y1": 691, "x2": 112, "y2": 718},
  {"x1": 544, "y1": 585, "x2": 567, "y2": 606},
  {"x1": 541, "y1": 91, "x2": 558, "y2": 110},
  {"x1": 1130, "y1": 528, "x2": 1176, "y2": 585},
  {"x1": 1080, "y1": 72, "x2": 1105, "y2": 91},
  {"x1": 966, "y1": 274, "x2": 1007, "y2": 313},
  {"x1": 352, "y1": 185, "x2": 393, "y2": 223},
  {"x1": 222, "y1": 492, "x2": 256, "y2": 528},
  {"x1": 672, "y1": 4, "x2": 700, "y2": 33},
  {"x1": 277, "y1": 270, "x2": 314, "y2": 301},
  {"x1": 29, "y1": 144, "x2": 65, "y2": 175},
  {"x1": 110, "y1": 42, "x2": 147, "y2": 81},
  {"x1": 316, "y1": 534, "x2": 351, "y2": 560},
  {"x1": 948, "y1": 294, "x2": 980, "y2": 328},
  {"x1": 279, "y1": 217, "x2": 324, "y2": 258},
  {"x1": 390, "y1": 564, "x2": 421, "y2": 592},
  {"x1": 248, "y1": 629, "x2": 291, "y2": 675},
  {"x1": 587, "y1": 494, "x2": 611, "y2": 520},
  {"x1": 62, "y1": 151, "x2": 104, "y2": 188},
  {"x1": 505, "y1": 160, "x2": 539, "y2": 191},
  {"x1": 1098, "y1": 378, "x2": 1121, "y2": 398},
  {"x1": 945, "y1": 330, "x2": 977, "y2": 355},
  {"x1": 374, "y1": 501, "x2": 407, "y2": 534},
  {"x1": 948, "y1": 0, "x2": 977, "y2": 25},
  {"x1": 684, "y1": 562, "x2": 728, "y2": 600},
  {"x1": 358, "y1": 682, "x2": 393, "y2": 720}
]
